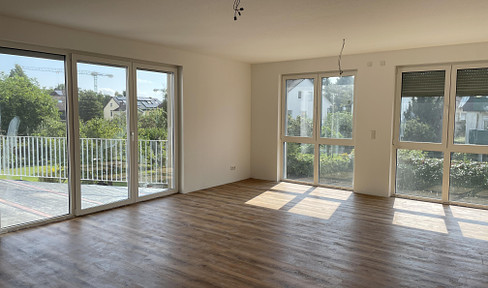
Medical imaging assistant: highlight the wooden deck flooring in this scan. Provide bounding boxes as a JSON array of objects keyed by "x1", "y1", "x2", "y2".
[{"x1": 1, "y1": 179, "x2": 487, "y2": 287}]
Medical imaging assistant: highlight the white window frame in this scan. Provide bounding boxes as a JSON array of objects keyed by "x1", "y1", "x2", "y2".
[
  {"x1": 0, "y1": 39, "x2": 179, "y2": 232},
  {"x1": 392, "y1": 62, "x2": 488, "y2": 208},
  {"x1": 71, "y1": 54, "x2": 133, "y2": 215},
  {"x1": 280, "y1": 71, "x2": 357, "y2": 189},
  {"x1": 0, "y1": 41, "x2": 73, "y2": 233},
  {"x1": 133, "y1": 62, "x2": 178, "y2": 202}
]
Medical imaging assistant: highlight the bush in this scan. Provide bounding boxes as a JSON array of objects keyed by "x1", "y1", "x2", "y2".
[
  {"x1": 285, "y1": 145, "x2": 354, "y2": 179},
  {"x1": 450, "y1": 159, "x2": 488, "y2": 188},
  {"x1": 319, "y1": 152, "x2": 353, "y2": 176},
  {"x1": 396, "y1": 150, "x2": 443, "y2": 190},
  {"x1": 397, "y1": 150, "x2": 488, "y2": 191},
  {"x1": 286, "y1": 147, "x2": 313, "y2": 178}
]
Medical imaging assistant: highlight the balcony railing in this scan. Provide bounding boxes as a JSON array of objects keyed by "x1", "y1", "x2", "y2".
[{"x1": 0, "y1": 135, "x2": 168, "y2": 185}]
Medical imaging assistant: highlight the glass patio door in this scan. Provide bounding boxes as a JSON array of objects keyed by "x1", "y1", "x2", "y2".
[
  {"x1": 0, "y1": 47, "x2": 70, "y2": 229},
  {"x1": 73, "y1": 56, "x2": 131, "y2": 213},
  {"x1": 134, "y1": 64, "x2": 176, "y2": 199},
  {"x1": 73, "y1": 57, "x2": 178, "y2": 214},
  {"x1": 0, "y1": 46, "x2": 178, "y2": 230}
]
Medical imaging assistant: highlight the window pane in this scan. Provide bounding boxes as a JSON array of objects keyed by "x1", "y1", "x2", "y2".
[
  {"x1": 283, "y1": 142, "x2": 313, "y2": 183},
  {"x1": 396, "y1": 149, "x2": 443, "y2": 199},
  {"x1": 0, "y1": 50, "x2": 69, "y2": 228},
  {"x1": 77, "y1": 62, "x2": 129, "y2": 209},
  {"x1": 321, "y1": 76, "x2": 354, "y2": 139},
  {"x1": 285, "y1": 78, "x2": 314, "y2": 137},
  {"x1": 136, "y1": 69, "x2": 173, "y2": 196},
  {"x1": 450, "y1": 153, "x2": 488, "y2": 205},
  {"x1": 454, "y1": 68, "x2": 488, "y2": 145},
  {"x1": 319, "y1": 145, "x2": 354, "y2": 188},
  {"x1": 400, "y1": 71, "x2": 445, "y2": 143}
]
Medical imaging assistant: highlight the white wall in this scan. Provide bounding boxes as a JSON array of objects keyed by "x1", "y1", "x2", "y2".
[
  {"x1": 251, "y1": 42, "x2": 488, "y2": 197},
  {"x1": 0, "y1": 15, "x2": 251, "y2": 193}
]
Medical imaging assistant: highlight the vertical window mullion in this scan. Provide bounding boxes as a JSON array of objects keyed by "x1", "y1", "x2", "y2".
[
  {"x1": 313, "y1": 75, "x2": 320, "y2": 185},
  {"x1": 442, "y1": 65, "x2": 455, "y2": 202}
]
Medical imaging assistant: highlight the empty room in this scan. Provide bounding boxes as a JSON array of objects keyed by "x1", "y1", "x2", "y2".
[{"x1": 0, "y1": 0, "x2": 487, "y2": 287}]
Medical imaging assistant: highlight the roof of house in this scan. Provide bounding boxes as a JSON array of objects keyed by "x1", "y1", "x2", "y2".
[
  {"x1": 106, "y1": 96, "x2": 162, "y2": 112},
  {"x1": 286, "y1": 79, "x2": 305, "y2": 93},
  {"x1": 461, "y1": 96, "x2": 488, "y2": 112},
  {"x1": 50, "y1": 90, "x2": 66, "y2": 97},
  {"x1": 137, "y1": 97, "x2": 161, "y2": 110},
  {"x1": 50, "y1": 90, "x2": 66, "y2": 111}
]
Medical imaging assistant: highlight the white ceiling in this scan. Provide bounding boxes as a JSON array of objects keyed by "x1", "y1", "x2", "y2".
[{"x1": 1, "y1": 0, "x2": 488, "y2": 63}]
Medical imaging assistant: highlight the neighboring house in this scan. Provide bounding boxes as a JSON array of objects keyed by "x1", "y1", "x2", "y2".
[
  {"x1": 286, "y1": 79, "x2": 314, "y2": 120},
  {"x1": 457, "y1": 96, "x2": 488, "y2": 144},
  {"x1": 103, "y1": 96, "x2": 124, "y2": 119},
  {"x1": 103, "y1": 96, "x2": 162, "y2": 119},
  {"x1": 137, "y1": 97, "x2": 162, "y2": 112},
  {"x1": 286, "y1": 79, "x2": 332, "y2": 119},
  {"x1": 50, "y1": 89, "x2": 66, "y2": 121}
]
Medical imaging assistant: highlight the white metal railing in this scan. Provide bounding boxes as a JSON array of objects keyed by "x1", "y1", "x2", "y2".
[{"x1": 0, "y1": 135, "x2": 168, "y2": 185}]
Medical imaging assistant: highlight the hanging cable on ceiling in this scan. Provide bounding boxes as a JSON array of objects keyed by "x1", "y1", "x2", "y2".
[
  {"x1": 233, "y1": 0, "x2": 244, "y2": 21},
  {"x1": 338, "y1": 39, "x2": 346, "y2": 76}
]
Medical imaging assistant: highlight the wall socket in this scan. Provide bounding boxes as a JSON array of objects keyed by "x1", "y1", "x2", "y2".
[{"x1": 230, "y1": 165, "x2": 237, "y2": 171}]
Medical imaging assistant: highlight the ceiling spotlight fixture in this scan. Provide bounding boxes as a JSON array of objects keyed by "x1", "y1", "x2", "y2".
[
  {"x1": 233, "y1": 0, "x2": 244, "y2": 21},
  {"x1": 338, "y1": 39, "x2": 346, "y2": 76}
]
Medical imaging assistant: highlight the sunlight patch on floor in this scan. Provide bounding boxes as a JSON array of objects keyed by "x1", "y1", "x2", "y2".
[
  {"x1": 393, "y1": 198, "x2": 445, "y2": 216},
  {"x1": 271, "y1": 182, "x2": 311, "y2": 194},
  {"x1": 392, "y1": 212, "x2": 448, "y2": 234},
  {"x1": 245, "y1": 191, "x2": 296, "y2": 210},
  {"x1": 289, "y1": 198, "x2": 341, "y2": 220},
  {"x1": 449, "y1": 205, "x2": 488, "y2": 223},
  {"x1": 309, "y1": 187, "x2": 352, "y2": 200},
  {"x1": 245, "y1": 184, "x2": 350, "y2": 220},
  {"x1": 458, "y1": 221, "x2": 488, "y2": 241}
]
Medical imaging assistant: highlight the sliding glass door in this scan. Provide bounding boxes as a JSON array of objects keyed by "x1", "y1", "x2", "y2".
[
  {"x1": 135, "y1": 65, "x2": 176, "y2": 198},
  {"x1": 72, "y1": 56, "x2": 178, "y2": 214},
  {"x1": 73, "y1": 57, "x2": 131, "y2": 212},
  {"x1": 0, "y1": 47, "x2": 69, "y2": 228},
  {"x1": 281, "y1": 72, "x2": 356, "y2": 189},
  {"x1": 0, "y1": 45, "x2": 178, "y2": 229}
]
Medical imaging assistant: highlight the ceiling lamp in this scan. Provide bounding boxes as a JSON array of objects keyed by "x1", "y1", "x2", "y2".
[{"x1": 233, "y1": 0, "x2": 244, "y2": 21}]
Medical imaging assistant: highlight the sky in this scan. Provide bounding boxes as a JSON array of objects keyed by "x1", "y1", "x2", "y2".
[{"x1": 0, "y1": 53, "x2": 168, "y2": 100}]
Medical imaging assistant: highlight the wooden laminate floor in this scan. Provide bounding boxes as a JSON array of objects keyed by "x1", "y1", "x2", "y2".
[{"x1": 1, "y1": 179, "x2": 487, "y2": 287}]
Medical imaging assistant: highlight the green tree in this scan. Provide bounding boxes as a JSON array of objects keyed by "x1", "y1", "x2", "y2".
[
  {"x1": 138, "y1": 108, "x2": 167, "y2": 140},
  {"x1": 286, "y1": 115, "x2": 313, "y2": 137},
  {"x1": 9, "y1": 64, "x2": 28, "y2": 78},
  {"x1": 35, "y1": 118, "x2": 66, "y2": 137},
  {"x1": 78, "y1": 90, "x2": 104, "y2": 122},
  {"x1": 402, "y1": 97, "x2": 443, "y2": 142},
  {"x1": 322, "y1": 76, "x2": 354, "y2": 114},
  {"x1": 80, "y1": 118, "x2": 122, "y2": 139},
  {"x1": 322, "y1": 111, "x2": 352, "y2": 138},
  {"x1": 321, "y1": 76, "x2": 354, "y2": 138},
  {"x1": 0, "y1": 72, "x2": 58, "y2": 135}
]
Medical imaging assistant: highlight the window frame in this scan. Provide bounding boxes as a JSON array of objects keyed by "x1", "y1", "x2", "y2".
[
  {"x1": 0, "y1": 41, "x2": 73, "y2": 232},
  {"x1": 133, "y1": 62, "x2": 178, "y2": 202},
  {"x1": 392, "y1": 62, "x2": 488, "y2": 208},
  {"x1": 280, "y1": 71, "x2": 357, "y2": 189},
  {"x1": 0, "y1": 39, "x2": 180, "y2": 232},
  {"x1": 71, "y1": 54, "x2": 134, "y2": 216}
]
